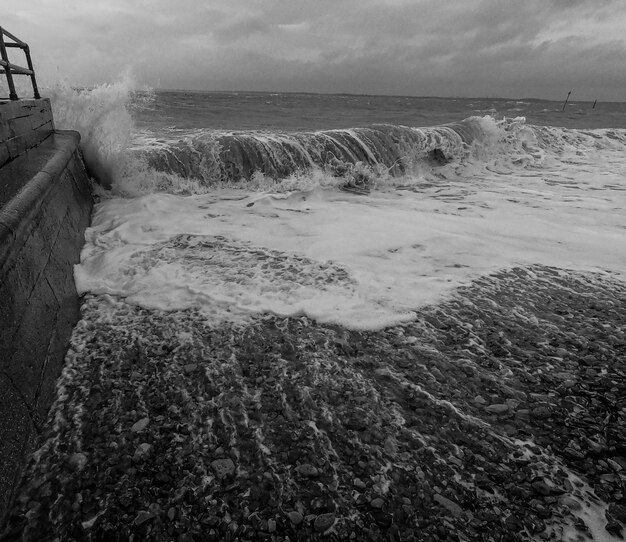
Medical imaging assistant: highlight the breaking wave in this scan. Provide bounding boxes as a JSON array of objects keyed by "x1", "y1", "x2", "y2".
[{"x1": 48, "y1": 83, "x2": 626, "y2": 196}]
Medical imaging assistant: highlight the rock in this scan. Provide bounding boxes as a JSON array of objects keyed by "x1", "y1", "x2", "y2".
[
  {"x1": 485, "y1": 404, "x2": 509, "y2": 415},
  {"x1": 211, "y1": 458, "x2": 235, "y2": 478},
  {"x1": 434, "y1": 494, "x2": 463, "y2": 517},
  {"x1": 384, "y1": 437, "x2": 398, "y2": 455},
  {"x1": 605, "y1": 520, "x2": 624, "y2": 538},
  {"x1": 183, "y1": 363, "x2": 198, "y2": 374},
  {"x1": 582, "y1": 355, "x2": 597, "y2": 366},
  {"x1": 532, "y1": 406, "x2": 551, "y2": 419},
  {"x1": 131, "y1": 417, "x2": 150, "y2": 433},
  {"x1": 371, "y1": 510, "x2": 393, "y2": 528},
  {"x1": 608, "y1": 503, "x2": 626, "y2": 524},
  {"x1": 168, "y1": 507, "x2": 177, "y2": 521},
  {"x1": 134, "y1": 511, "x2": 154, "y2": 526},
  {"x1": 370, "y1": 498, "x2": 384, "y2": 509},
  {"x1": 474, "y1": 395, "x2": 487, "y2": 405},
  {"x1": 532, "y1": 478, "x2": 562, "y2": 496},
  {"x1": 134, "y1": 443, "x2": 152, "y2": 459},
  {"x1": 288, "y1": 511, "x2": 303, "y2": 525},
  {"x1": 296, "y1": 463, "x2": 319, "y2": 477},
  {"x1": 314, "y1": 513, "x2": 335, "y2": 533},
  {"x1": 613, "y1": 457, "x2": 626, "y2": 470},
  {"x1": 560, "y1": 496, "x2": 582, "y2": 511},
  {"x1": 607, "y1": 459, "x2": 623, "y2": 472},
  {"x1": 354, "y1": 478, "x2": 367, "y2": 490},
  {"x1": 68, "y1": 452, "x2": 88, "y2": 471}
]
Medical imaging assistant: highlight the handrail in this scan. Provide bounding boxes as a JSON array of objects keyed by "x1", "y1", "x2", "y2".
[{"x1": 0, "y1": 26, "x2": 40, "y2": 100}]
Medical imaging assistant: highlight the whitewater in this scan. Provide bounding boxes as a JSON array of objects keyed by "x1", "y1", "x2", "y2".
[
  {"x1": 10, "y1": 82, "x2": 624, "y2": 542},
  {"x1": 48, "y1": 84, "x2": 626, "y2": 330}
]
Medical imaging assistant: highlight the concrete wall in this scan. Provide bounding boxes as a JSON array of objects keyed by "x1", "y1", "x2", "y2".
[
  {"x1": 0, "y1": 126, "x2": 92, "y2": 526},
  {"x1": 0, "y1": 99, "x2": 54, "y2": 170}
]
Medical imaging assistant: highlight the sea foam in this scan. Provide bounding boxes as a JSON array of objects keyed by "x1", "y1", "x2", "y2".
[{"x1": 49, "y1": 83, "x2": 625, "y2": 329}]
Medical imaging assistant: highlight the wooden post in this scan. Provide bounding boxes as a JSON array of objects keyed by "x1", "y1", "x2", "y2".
[
  {"x1": 561, "y1": 91, "x2": 572, "y2": 112},
  {"x1": 592, "y1": 99, "x2": 597, "y2": 110},
  {"x1": 0, "y1": 27, "x2": 18, "y2": 100}
]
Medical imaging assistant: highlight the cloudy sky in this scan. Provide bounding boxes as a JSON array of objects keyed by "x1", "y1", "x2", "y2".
[{"x1": 3, "y1": 0, "x2": 626, "y2": 100}]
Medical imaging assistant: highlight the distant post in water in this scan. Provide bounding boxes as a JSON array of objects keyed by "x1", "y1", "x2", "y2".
[
  {"x1": 592, "y1": 99, "x2": 597, "y2": 109},
  {"x1": 561, "y1": 91, "x2": 572, "y2": 111}
]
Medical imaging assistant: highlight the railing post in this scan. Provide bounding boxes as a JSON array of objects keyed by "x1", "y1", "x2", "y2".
[
  {"x1": 24, "y1": 45, "x2": 40, "y2": 99},
  {"x1": 0, "y1": 27, "x2": 19, "y2": 100}
]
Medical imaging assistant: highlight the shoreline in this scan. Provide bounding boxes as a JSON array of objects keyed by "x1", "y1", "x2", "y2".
[{"x1": 3, "y1": 265, "x2": 625, "y2": 541}]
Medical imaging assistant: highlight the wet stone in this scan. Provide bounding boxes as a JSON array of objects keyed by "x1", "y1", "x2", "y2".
[
  {"x1": 134, "y1": 443, "x2": 152, "y2": 458},
  {"x1": 608, "y1": 503, "x2": 626, "y2": 524},
  {"x1": 296, "y1": 463, "x2": 319, "y2": 477},
  {"x1": 134, "y1": 510, "x2": 154, "y2": 526},
  {"x1": 131, "y1": 417, "x2": 150, "y2": 433},
  {"x1": 532, "y1": 406, "x2": 551, "y2": 419},
  {"x1": 211, "y1": 458, "x2": 235, "y2": 478},
  {"x1": 371, "y1": 510, "x2": 393, "y2": 528},
  {"x1": 314, "y1": 513, "x2": 335, "y2": 533},
  {"x1": 605, "y1": 520, "x2": 624, "y2": 538},
  {"x1": 485, "y1": 403, "x2": 509, "y2": 415},
  {"x1": 68, "y1": 452, "x2": 88, "y2": 471},
  {"x1": 434, "y1": 494, "x2": 463, "y2": 517}
]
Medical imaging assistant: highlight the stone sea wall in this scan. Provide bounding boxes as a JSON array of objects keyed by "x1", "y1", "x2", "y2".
[{"x1": 0, "y1": 98, "x2": 93, "y2": 526}]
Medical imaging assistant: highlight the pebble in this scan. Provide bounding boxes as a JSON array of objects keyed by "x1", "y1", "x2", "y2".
[
  {"x1": 371, "y1": 510, "x2": 393, "y2": 528},
  {"x1": 134, "y1": 511, "x2": 154, "y2": 526},
  {"x1": 370, "y1": 498, "x2": 384, "y2": 509},
  {"x1": 434, "y1": 494, "x2": 463, "y2": 517},
  {"x1": 608, "y1": 504, "x2": 626, "y2": 524},
  {"x1": 211, "y1": 458, "x2": 235, "y2": 478},
  {"x1": 606, "y1": 520, "x2": 624, "y2": 537},
  {"x1": 314, "y1": 513, "x2": 335, "y2": 533},
  {"x1": 296, "y1": 463, "x2": 319, "y2": 477},
  {"x1": 607, "y1": 459, "x2": 623, "y2": 472},
  {"x1": 134, "y1": 443, "x2": 152, "y2": 458},
  {"x1": 384, "y1": 437, "x2": 398, "y2": 455},
  {"x1": 68, "y1": 452, "x2": 88, "y2": 471},
  {"x1": 131, "y1": 417, "x2": 150, "y2": 433},
  {"x1": 183, "y1": 363, "x2": 198, "y2": 374},
  {"x1": 485, "y1": 403, "x2": 509, "y2": 415},
  {"x1": 287, "y1": 511, "x2": 303, "y2": 525},
  {"x1": 560, "y1": 496, "x2": 582, "y2": 511},
  {"x1": 532, "y1": 406, "x2": 551, "y2": 419},
  {"x1": 531, "y1": 479, "x2": 560, "y2": 496},
  {"x1": 354, "y1": 478, "x2": 367, "y2": 490}
]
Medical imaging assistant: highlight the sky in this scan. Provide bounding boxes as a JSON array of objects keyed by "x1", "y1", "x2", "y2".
[{"x1": 3, "y1": 0, "x2": 626, "y2": 101}]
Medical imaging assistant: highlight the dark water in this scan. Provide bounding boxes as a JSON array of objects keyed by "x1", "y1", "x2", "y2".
[{"x1": 134, "y1": 90, "x2": 626, "y2": 134}]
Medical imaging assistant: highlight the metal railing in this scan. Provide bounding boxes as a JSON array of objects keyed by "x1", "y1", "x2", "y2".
[{"x1": 0, "y1": 26, "x2": 40, "y2": 100}]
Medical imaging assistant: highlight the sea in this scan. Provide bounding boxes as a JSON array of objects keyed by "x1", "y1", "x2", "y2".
[
  {"x1": 47, "y1": 84, "x2": 626, "y2": 330},
  {"x1": 19, "y1": 83, "x2": 625, "y2": 541}
]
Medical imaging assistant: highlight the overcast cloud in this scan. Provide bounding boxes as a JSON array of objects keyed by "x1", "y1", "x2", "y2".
[{"x1": 3, "y1": 0, "x2": 626, "y2": 100}]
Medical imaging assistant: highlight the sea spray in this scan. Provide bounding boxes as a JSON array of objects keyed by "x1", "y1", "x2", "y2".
[
  {"x1": 42, "y1": 76, "x2": 187, "y2": 196},
  {"x1": 45, "y1": 77, "x2": 137, "y2": 187}
]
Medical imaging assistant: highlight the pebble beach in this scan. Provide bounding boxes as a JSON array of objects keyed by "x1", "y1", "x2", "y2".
[{"x1": 4, "y1": 265, "x2": 625, "y2": 541}]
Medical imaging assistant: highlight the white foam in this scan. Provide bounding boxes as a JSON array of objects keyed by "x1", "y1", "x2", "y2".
[{"x1": 75, "y1": 131, "x2": 626, "y2": 329}]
